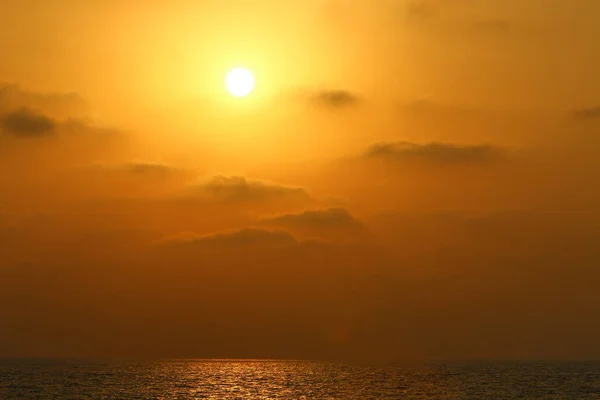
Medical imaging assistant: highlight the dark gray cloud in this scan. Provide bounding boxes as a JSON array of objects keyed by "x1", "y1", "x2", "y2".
[
  {"x1": 311, "y1": 89, "x2": 361, "y2": 109},
  {"x1": 191, "y1": 175, "x2": 312, "y2": 204},
  {"x1": 1, "y1": 107, "x2": 57, "y2": 137},
  {"x1": 364, "y1": 141, "x2": 504, "y2": 164},
  {"x1": 258, "y1": 208, "x2": 367, "y2": 241},
  {"x1": 161, "y1": 228, "x2": 298, "y2": 249},
  {"x1": 93, "y1": 161, "x2": 180, "y2": 177},
  {"x1": 574, "y1": 107, "x2": 600, "y2": 120},
  {"x1": 259, "y1": 208, "x2": 363, "y2": 229},
  {"x1": 126, "y1": 162, "x2": 179, "y2": 176},
  {"x1": 0, "y1": 85, "x2": 118, "y2": 141}
]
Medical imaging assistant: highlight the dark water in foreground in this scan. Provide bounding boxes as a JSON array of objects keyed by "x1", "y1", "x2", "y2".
[{"x1": 1, "y1": 359, "x2": 599, "y2": 399}]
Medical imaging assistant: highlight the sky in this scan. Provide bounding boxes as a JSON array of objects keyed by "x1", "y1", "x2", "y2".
[{"x1": 1, "y1": 0, "x2": 600, "y2": 360}]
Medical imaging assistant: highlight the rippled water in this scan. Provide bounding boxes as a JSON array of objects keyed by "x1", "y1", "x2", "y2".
[{"x1": 1, "y1": 359, "x2": 599, "y2": 399}]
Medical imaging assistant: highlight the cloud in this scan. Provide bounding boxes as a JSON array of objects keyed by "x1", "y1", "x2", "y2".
[
  {"x1": 59, "y1": 118, "x2": 122, "y2": 138},
  {"x1": 0, "y1": 83, "x2": 88, "y2": 119},
  {"x1": 190, "y1": 175, "x2": 312, "y2": 204},
  {"x1": 363, "y1": 141, "x2": 504, "y2": 164},
  {"x1": 1, "y1": 107, "x2": 57, "y2": 137},
  {"x1": 124, "y1": 162, "x2": 181, "y2": 178},
  {"x1": 160, "y1": 228, "x2": 298, "y2": 249},
  {"x1": 0, "y1": 84, "x2": 120, "y2": 143},
  {"x1": 310, "y1": 89, "x2": 361, "y2": 109},
  {"x1": 258, "y1": 208, "x2": 366, "y2": 241},
  {"x1": 92, "y1": 161, "x2": 181, "y2": 177},
  {"x1": 574, "y1": 107, "x2": 600, "y2": 120},
  {"x1": 259, "y1": 208, "x2": 363, "y2": 229}
]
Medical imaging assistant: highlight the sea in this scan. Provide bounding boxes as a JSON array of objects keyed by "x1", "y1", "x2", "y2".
[{"x1": 1, "y1": 359, "x2": 599, "y2": 399}]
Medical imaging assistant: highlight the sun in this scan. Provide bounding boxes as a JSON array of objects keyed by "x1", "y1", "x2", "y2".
[{"x1": 225, "y1": 68, "x2": 255, "y2": 97}]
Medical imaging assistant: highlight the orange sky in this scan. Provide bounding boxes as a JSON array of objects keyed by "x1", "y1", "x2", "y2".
[{"x1": 1, "y1": 0, "x2": 600, "y2": 360}]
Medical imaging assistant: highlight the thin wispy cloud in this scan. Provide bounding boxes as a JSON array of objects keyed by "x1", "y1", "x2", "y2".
[{"x1": 364, "y1": 141, "x2": 504, "y2": 164}]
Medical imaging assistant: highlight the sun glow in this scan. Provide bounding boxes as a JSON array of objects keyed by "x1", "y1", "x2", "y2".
[{"x1": 225, "y1": 68, "x2": 256, "y2": 97}]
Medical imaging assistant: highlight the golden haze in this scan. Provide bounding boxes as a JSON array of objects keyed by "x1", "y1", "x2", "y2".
[{"x1": 1, "y1": 0, "x2": 600, "y2": 360}]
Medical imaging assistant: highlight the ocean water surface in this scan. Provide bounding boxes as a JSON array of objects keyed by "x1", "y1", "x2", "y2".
[{"x1": 1, "y1": 359, "x2": 599, "y2": 399}]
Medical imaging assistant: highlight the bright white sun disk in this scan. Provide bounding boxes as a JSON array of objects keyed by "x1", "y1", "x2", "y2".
[{"x1": 226, "y1": 68, "x2": 255, "y2": 97}]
